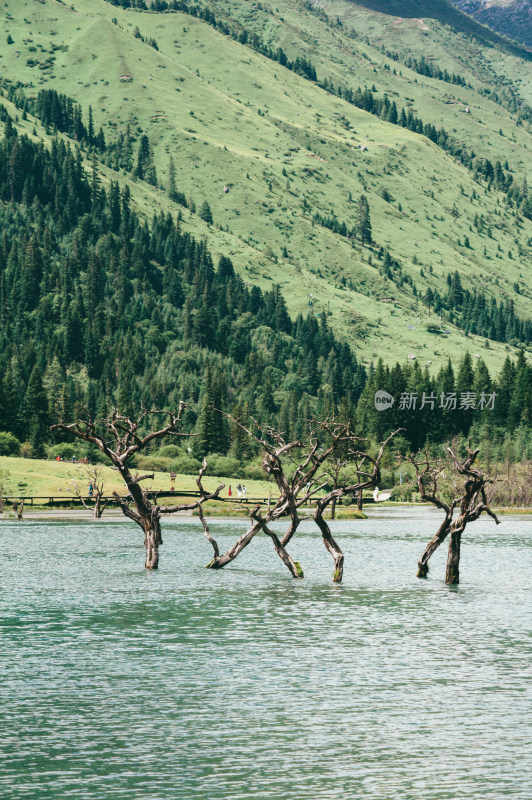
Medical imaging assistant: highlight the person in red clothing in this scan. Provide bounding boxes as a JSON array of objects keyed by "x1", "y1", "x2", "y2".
[{"x1": 228, "y1": 485, "x2": 232, "y2": 497}]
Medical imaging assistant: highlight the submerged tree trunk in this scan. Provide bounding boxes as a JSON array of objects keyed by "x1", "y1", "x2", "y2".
[
  {"x1": 417, "y1": 518, "x2": 452, "y2": 577},
  {"x1": 93, "y1": 494, "x2": 108, "y2": 519},
  {"x1": 314, "y1": 508, "x2": 344, "y2": 583},
  {"x1": 267, "y1": 532, "x2": 303, "y2": 578},
  {"x1": 142, "y1": 513, "x2": 163, "y2": 569},
  {"x1": 330, "y1": 495, "x2": 337, "y2": 520},
  {"x1": 13, "y1": 500, "x2": 24, "y2": 520},
  {"x1": 251, "y1": 509, "x2": 303, "y2": 579},
  {"x1": 206, "y1": 520, "x2": 262, "y2": 569},
  {"x1": 445, "y1": 528, "x2": 462, "y2": 584}
]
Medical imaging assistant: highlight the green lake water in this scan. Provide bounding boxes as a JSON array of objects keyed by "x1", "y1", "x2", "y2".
[{"x1": 0, "y1": 508, "x2": 530, "y2": 799}]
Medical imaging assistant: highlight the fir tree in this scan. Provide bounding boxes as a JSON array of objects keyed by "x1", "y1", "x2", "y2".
[
  {"x1": 356, "y1": 194, "x2": 372, "y2": 245},
  {"x1": 24, "y1": 365, "x2": 49, "y2": 458}
]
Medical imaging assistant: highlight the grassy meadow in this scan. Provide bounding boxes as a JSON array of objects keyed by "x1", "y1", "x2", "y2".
[{"x1": 0, "y1": 455, "x2": 275, "y2": 506}]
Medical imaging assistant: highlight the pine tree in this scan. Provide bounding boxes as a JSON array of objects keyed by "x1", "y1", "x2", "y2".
[
  {"x1": 167, "y1": 155, "x2": 178, "y2": 201},
  {"x1": 195, "y1": 368, "x2": 228, "y2": 456},
  {"x1": 456, "y1": 352, "x2": 475, "y2": 434},
  {"x1": 24, "y1": 365, "x2": 49, "y2": 458},
  {"x1": 423, "y1": 287, "x2": 434, "y2": 316},
  {"x1": 494, "y1": 356, "x2": 515, "y2": 428},
  {"x1": 134, "y1": 134, "x2": 151, "y2": 181},
  {"x1": 198, "y1": 201, "x2": 213, "y2": 224},
  {"x1": 88, "y1": 105, "x2": 95, "y2": 145},
  {"x1": 117, "y1": 365, "x2": 136, "y2": 419},
  {"x1": 356, "y1": 194, "x2": 372, "y2": 245}
]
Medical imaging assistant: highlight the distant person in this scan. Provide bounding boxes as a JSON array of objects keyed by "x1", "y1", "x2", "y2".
[
  {"x1": 228, "y1": 485, "x2": 232, "y2": 497},
  {"x1": 242, "y1": 485, "x2": 247, "y2": 499},
  {"x1": 88, "y1": 483, "x2": 93, "y2": 498},
  {"x1": 237, "y1": 484, "x2": 242, "y2": 499}
]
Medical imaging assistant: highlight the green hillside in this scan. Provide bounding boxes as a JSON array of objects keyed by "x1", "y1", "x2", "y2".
[{"x1": 1, "y1": 0, "x2": 531, "y2": 374}]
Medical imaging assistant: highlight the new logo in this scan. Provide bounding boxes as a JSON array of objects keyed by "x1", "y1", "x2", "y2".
[{"x1": 374, "y1": 390, "x2": 395, "y2": 411}]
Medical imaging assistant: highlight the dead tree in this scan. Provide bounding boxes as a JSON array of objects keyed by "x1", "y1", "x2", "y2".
[
  {"x1": 406, "y1": 443, "x2": 500, "y2": 584},
  {"x1": 52, "y1": 406, "x2": 224, "y2": 569},
  {"x1": 313, "y1": 430, "x2": 400, "y2": 582},
  {"x1": 203, "y1": 422, "x2": 315, "y2": 578},
  {"x1": 328, "y1": 458, "x2": 343, "y2": 520},
  {"x1": 204, "y1": 418, "x2": 400, "y2": 582},
  {"x1": 12, "y1": 499, "x2": 24, "y2": 520},
  {"x1": 68, "y1": 465, "x2": 110, "y2": 518}
]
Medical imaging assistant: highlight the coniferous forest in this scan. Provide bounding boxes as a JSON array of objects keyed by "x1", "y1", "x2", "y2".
[{"x1": 0, "y1": 101, "x2": 531, "y2": 470}]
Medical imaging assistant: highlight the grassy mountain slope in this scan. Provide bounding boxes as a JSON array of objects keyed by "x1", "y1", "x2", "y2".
[
  {"x1": 2, "y1": 0, "x2": 531, "y2": 375},
  {"x1": 328, "y1": 0, "x2": 532, "y2": 105}
]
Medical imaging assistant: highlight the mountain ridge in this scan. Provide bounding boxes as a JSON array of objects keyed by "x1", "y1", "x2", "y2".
[
  {"x1": 347, "y1": 0, "x2": 532, "y2": 53},
  {"x1": 449, "y1": 0, "x2": 532, "y2": 48}
]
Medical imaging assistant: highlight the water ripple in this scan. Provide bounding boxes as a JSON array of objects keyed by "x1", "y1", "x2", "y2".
[{"x1": 0, "y1": 509, "x2": 530, "y2": 799}]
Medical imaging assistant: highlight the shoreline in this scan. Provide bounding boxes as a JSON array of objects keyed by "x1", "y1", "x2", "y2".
[{"x1": 1, "y1": 504, "x2": 530, "y2": 522}]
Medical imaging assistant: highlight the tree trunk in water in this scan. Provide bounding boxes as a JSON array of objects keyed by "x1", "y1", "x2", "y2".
[
  {"x1": 143, "y1": 514, "x2": 163, "y2": 569},
  {"x1": 206, "y1": 520, "x2": 261, "y2": 569},
  {"x1": 446, "y1": 528, "x2": 462, "y2": 584},
  {"x1": 314, "y1": 510, "x2": 344, "y2": 583},
  {"x1": 330, "y1": 496, "x2": 337, "y2": 520},
  {"x1": 253, "y1": 515, "x2": 303, "y2": 578},
  {"x1": 266, "y1": 530, "x2": 303, "y2": 578},
  {"x1": 357, "y1": 490, "x2": 363, "y2": 512},
  {"x1": 417, "y1": 519, "x2": 451, "y2": 577},
  {"x1": 94, "y1": 496, "x2": 103, "y2": 518}
]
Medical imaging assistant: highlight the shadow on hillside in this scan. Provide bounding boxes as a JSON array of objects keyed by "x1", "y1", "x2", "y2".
[{"x1": 346, "y1": 0, "x2": 532, "y2": 59}]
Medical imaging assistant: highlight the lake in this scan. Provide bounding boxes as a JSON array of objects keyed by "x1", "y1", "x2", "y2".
[{"x1": 0, "y1": 507, "x2": 530, "y2": 799}]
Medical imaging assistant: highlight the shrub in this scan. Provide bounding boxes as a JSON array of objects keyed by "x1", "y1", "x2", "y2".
[
  {"x1": 243, "y1": 458, "x2": 267, "y2": 481},
  {"x1": 135, "y1": 454, "x2": 172, "y2": 472},
  {"x1": 169, "y1": 455, "x2": 202, "y2": 475},
  {"x1": 157, "y1": 444, "x2": 183, "y2": 459},
  {"x1": 205, "y1": 454, "x2": 241, "y2": 478},
  {"x1": 0, "y1": 431, "x2": 21, "y2": 456},
  {"x1": 47, "y1": 443, "x2": 84, "y2": 461},
  {"x1": 20, "y1": 442, "x2": 33, "y2": 459}
]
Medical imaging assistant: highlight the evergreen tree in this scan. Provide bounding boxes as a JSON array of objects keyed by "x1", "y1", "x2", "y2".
[
  {"x1": 356, "y1": 194, "x2": 372, "y2": 245},
  {"x1": 24, "y1": 365, "x2": 49, "y2": 458},
  {"x1": 456, "y1": 352, "x2": 475, "y2": 434},
  {"x1": 134, "y1": 134, "x2": 151, "y2": 181},
  {"x1": 196, "y1": 369, "x2": 228, "y2": 456},
  {"x1": 198, "y1": 201, "x2": 213, "y2": 224}
]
